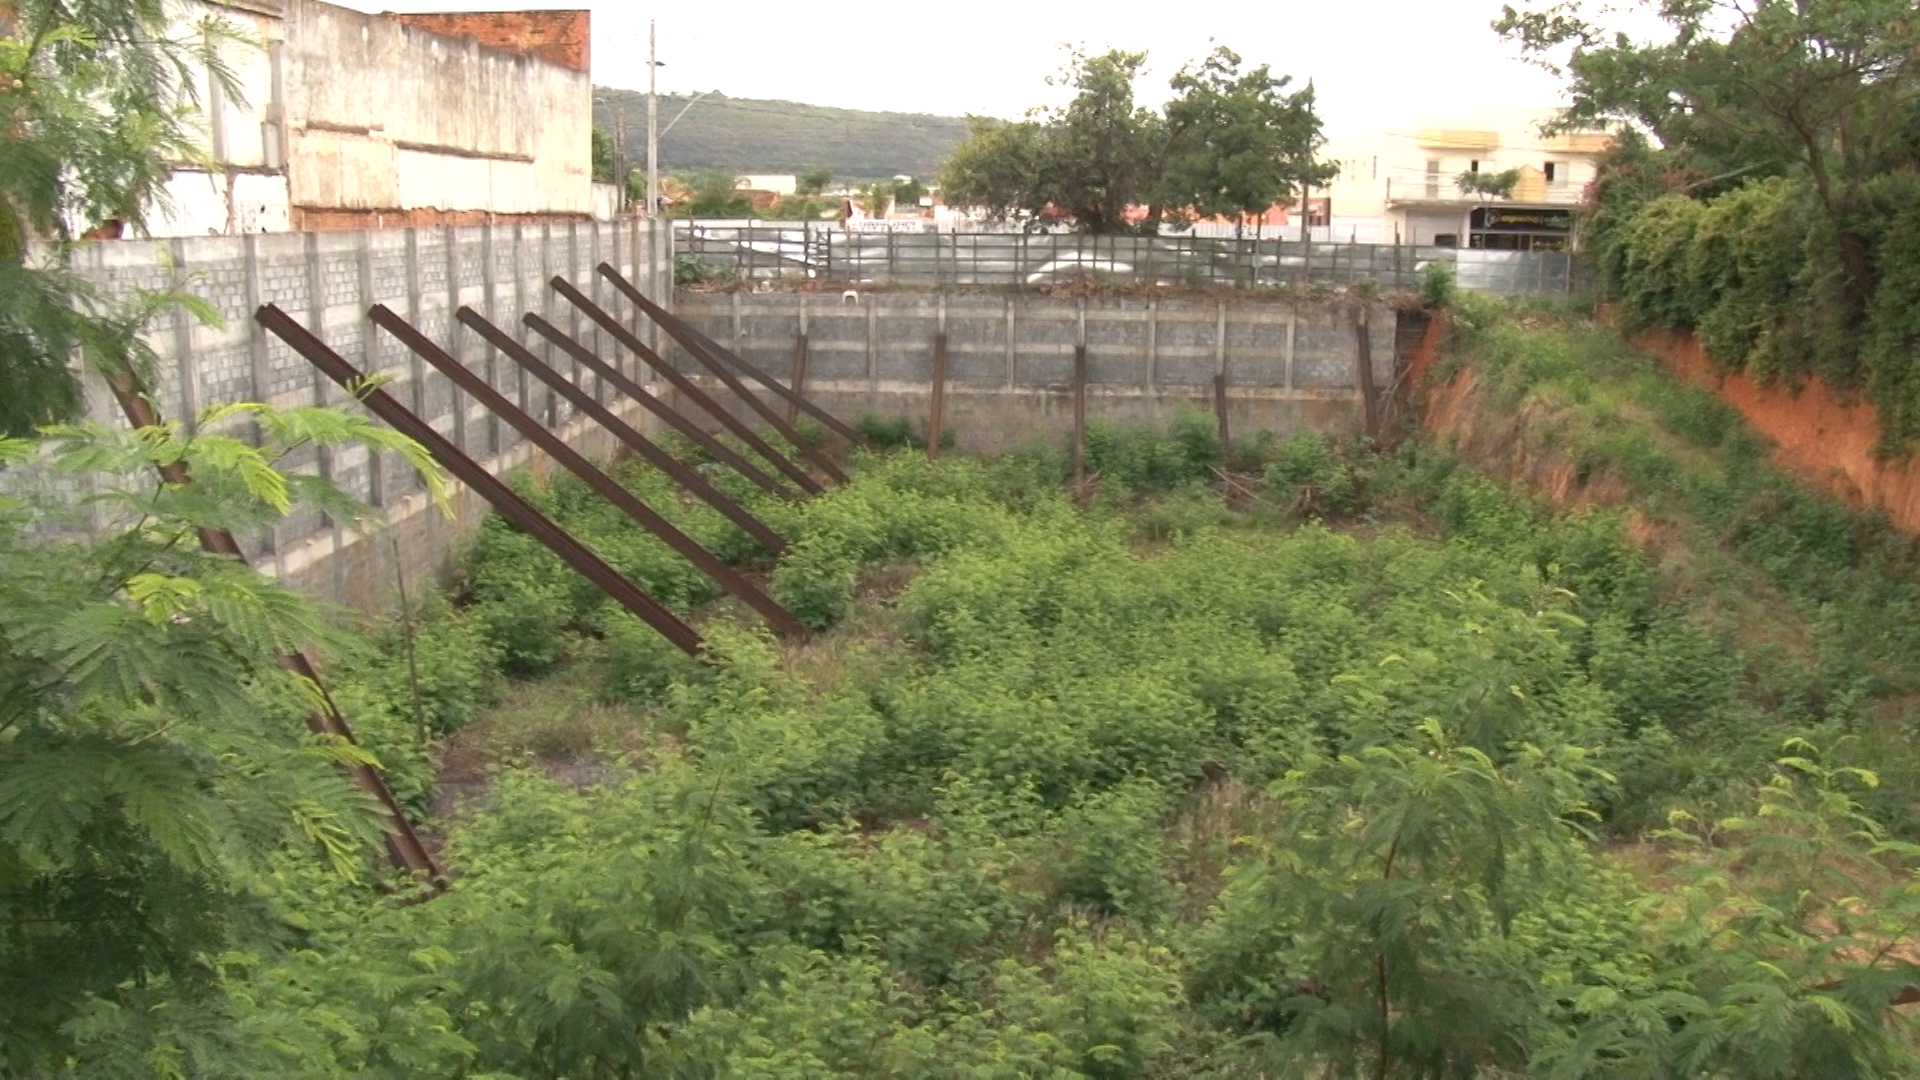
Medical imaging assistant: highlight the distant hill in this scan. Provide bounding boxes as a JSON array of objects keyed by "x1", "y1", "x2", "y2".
[{"x1": 592, "y1": 89, "x2": 970, "y2": 180}]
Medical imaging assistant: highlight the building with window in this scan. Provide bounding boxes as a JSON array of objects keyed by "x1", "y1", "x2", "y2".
[{"x1": 1313, "y1": 106, "x2": 1611, "y2": 249}]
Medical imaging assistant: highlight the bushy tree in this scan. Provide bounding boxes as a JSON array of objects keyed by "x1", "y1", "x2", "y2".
[
  {"x1": 0, "y1": 408, "x2": 446, "y2": 1071},
  {"x1": 0, "y1": 0, "x2": 246, "y2": 435},
  {"x1": 1497, "y1": 0, "x2": 1920, "y2": 319},
  {"x1": 941, "y1": 48, "x2": 1164, "y2": 232},
  {"x1": 1456, "y1": 166, "x2": 1522, "y2": 203},
  {"x1": 796, "y1": 165, "x2": 834, "y2": 195},
  {"x1": 1155, "y1": 47, "x2": 1328, "y2": 229}
]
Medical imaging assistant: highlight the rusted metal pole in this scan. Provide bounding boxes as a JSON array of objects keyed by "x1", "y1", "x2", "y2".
[
  {"x1": 596, "y1": 263, "x2": 865, "y2": 444},
  {"x1": 102, "y1": 361, "x2": 442, "y2": 886},
  {"x1": 256, "y1": 303, "x2": 705, "y2": 657},
  {"x1": 1213, "y1": 372, "x2": 1231, "y2": 457},
  {"x1": 457, "y1": 309, "x2": 789, "y2": 553},
  {"x1": 1072, "y1": 343, "x2": 1087, "y2": 493},
  {"x1": 786, "y1": 332, "x2": 808, "y2": 427},
  {"x1": 368, "y1": 306, "x2": 808, "y2": 637},
  {"x1": 582, "y1": 269, "x2": 847, "y2": 483},
  {"x1": 523, "y1": 313, "x2": 800, "y2": 502},
  {"x1": 928, "y1": 332, "x2": 948, "y2": 460},
  {"x1": 550, "y1": 276, "x2": 826, "y2": 495}
]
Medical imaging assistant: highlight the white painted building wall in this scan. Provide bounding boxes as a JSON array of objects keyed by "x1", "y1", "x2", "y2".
[{"x1": 144, "y1": 0, "x2": 592, "y2": 235}]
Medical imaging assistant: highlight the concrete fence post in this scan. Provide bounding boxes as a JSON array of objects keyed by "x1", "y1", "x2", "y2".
[
  {"x1": 589, "y1": 221, "x2": 605, "y2": 404},
  {"x1": 866, "y1": 293, "x2": 878, "y2": 394},
  {"x1": 168, "y1": 237, "x2": 199, "y2": 431},
  {"x1": 1145, "y1": 300, "x2": 1157, "y2": 392},
  {"x1": 443, "y1": 225, "x2": 466, "y2": 455},
  {"x1": 538, "y1": 222, "x2": 557, "y2": 426},
  {"x1": 1004, "y1": 297, "x2": 1016, "y2": 389},
  {"x1": 355, "y1": 236, "x2": 383, "y2": 507},
  {"x1": 1284, "y1": 301, "x2": 1297, "y2": 391},
  {"x1": 511, "y1": 222, "x2": 531, "y2": 418},
  {"x1": 479, "y1": 224, "x2": 500, "y2": 453}
]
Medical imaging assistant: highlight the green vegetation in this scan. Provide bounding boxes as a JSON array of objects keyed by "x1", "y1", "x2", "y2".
[
  {"x1": 0, "y1": 0, "x2": 242, "y2": 435},
  {"x1": 1499, "y1": 0, "x2": 1920, "y2": 452},
  {"x1": 17, "y1": 298, "x2": 1920, "y2": 1074},
  {"x1": 594, "y1": 89, "x2": 969, "y2": 177},
  {"x1": 940, "y1": 46, "x2": 1332, "y2": 233},
  {"x1": 1456, "y1": 166, "x2": 1521, "y2": 202}
]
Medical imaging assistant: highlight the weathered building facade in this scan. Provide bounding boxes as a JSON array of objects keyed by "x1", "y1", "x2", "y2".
[{"x1": 152, "y1": 1, "x2": 594, "y2": 236}]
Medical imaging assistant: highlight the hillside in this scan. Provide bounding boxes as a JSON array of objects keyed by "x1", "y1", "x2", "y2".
[{"x1": 592, "y1": 89, "x2": 970, "y2": 179}]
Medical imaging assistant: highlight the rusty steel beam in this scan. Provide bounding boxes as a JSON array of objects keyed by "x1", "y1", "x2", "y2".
[
  {"x1": 255, "y1": 303, "x2": 705, "y2": 657},
  {"x1": 454, "y1": 308, "x2": 790, "y2": 555},
  {"x1": 105, "y1": 361, "x2": 443, "y2": 887},
  {"x1": 368, "y1": 306, "x2": 808, "y2": 639},
  {"x1": 549, "y1": 276, "x2": 825, "y2": 495},
  {"x1": 596, "y1": 263, "x2": 865, "y2": 446},
  {"x1": 590, "y1": 265, "x2": 849, "y2": 482},
  {"x1": 521, "y1": 312, "x2": 800, "y2": 502}
]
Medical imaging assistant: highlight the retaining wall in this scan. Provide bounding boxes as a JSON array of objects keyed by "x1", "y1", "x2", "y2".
[
  {"x1": 62, "y1": 218, "x2": 673, "y2": 612},
  {"x1": 664, "y1": 293, "x2": 1400, "y2": 450}
]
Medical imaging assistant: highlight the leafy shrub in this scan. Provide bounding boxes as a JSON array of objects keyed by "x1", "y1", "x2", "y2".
[
  {"x1": 600, "y1": 612, "x2": 702, "y2": 703},
  {"x1": 1263, "y1": 432, "x2": 1365, "y2": 516},
  {"x1": 1085, "y1": 405, "x2": 1219, "y2": 491},
  {"x1": 1418, "y1": 258, "x2": 1457, "y2": 307}
]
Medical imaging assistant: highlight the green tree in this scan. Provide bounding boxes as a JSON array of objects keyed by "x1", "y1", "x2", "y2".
[
  {"x1": 0, "y1": 0, "x2": 245, "y2": 436},
  {"x1": 1496, "y1": 0, "x2": 1920, "y2": 320},
  {"x1": 1197, "y1": 720, "x2": 1589, "y2": 1078},
  {"x1": 796, "y1": 165, "x2": 834, "y2": 195},
  {"x1": 1154, "y1": 46, "x2": 1324, "y2": 228},
  {"x1": 857, "y1": 180, "x2": 894, "y2": 218},
  {"x1": 678, "y1": 169, "x2": 754, "y2": 217},
  {"x1": 1456, "y1": 166, "x2": 1522, "y2": 202},
  {"x1": 938, "y1": 116, "x2": 1048, "y2": 224},
  {"x1": 592, "y1": 124, "x2": 616, "y2": 182},
  {"x1": 0, "y1": 408, "x2": 446, "y2": 1071},
  {"x1": 940, "y1": 48, "x2": 1162, "y2": 232}
]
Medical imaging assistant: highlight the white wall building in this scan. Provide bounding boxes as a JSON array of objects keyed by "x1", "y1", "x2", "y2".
[
  {"x1": 1316, "y1": 106, "x2": 1611, "y2": 250},
  {"x1": 145, "y1": 0, "x2": 594, "y2": 236}
]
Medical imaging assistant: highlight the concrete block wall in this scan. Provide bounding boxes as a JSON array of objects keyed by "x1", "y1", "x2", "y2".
[
  {"x1": 666, "y1": 293, "x2": 1398, "y2": 449},
  {"x1": 67, "y1": 218, "x2": 673, "y2": 613}
]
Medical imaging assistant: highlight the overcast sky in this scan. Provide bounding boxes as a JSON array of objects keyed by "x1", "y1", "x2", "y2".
[{"x1": 352, "y1": 0, "x2": 1579, "y2": 138}]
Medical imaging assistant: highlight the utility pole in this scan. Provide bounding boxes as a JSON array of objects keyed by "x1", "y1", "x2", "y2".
[{"x1": 647, "y1": 20, "x2": 659, "y2": 219}]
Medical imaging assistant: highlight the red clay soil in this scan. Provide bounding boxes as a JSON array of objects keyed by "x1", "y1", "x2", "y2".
[{"x1": 1632, "y1": 328, "x2": 1920, "y2": 535}]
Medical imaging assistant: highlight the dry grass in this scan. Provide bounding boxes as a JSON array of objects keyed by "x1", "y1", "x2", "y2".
[
  {"x1": 430, "y1": 663, "x2": 660, "y2": 817},
  {"x1": 1167, "y1": 771, "x2": 1277, "y2": 920}
]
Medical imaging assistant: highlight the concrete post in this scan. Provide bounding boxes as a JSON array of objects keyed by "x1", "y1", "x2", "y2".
[
  {"x1": 1004, "y1": 298, "x2": 1016, "y2": 389},
  {"x1": 1284, "y1": 302, "x2": 1297, "y2": 391},
  {"x1": 511, "y1": 222, "x2": 531, "y2": 417},
  {"x1": 589, "y1": 221, "x2": 605, "y2": 405},
  {"x1": 1145, "y1": 300, "x2": 1157, "y2": 392},
  {"x1": 539, "y1": 222, "x2": 558, "y2": 426},
  {"x1": 168, "y1": 238, "x2": 198, "y2": 430},
  {"x1": 866, "y1": 293, "x2": 878, "y2": 394},
  {"x1": 443, "y1": 225, "x2": 467, "y2": 455},
  {"x1": 403, "y1": 229, "x2": 425, "y2": 420},
  {"x1": 479, "y1": 225, "x2": 500, "y2": 453},
  {"x1": 356, "y1": 237, "x2": 382, "y2": 507}
]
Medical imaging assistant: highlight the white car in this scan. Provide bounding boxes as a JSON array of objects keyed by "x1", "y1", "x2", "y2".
[{"x1": 1025, "y1": 255, "x2": 1134, "y2": 285}]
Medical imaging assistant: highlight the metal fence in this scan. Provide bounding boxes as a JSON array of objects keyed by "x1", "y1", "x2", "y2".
[{"x1": 672, "y1": 222, "x2": 1590, "y2": 295}]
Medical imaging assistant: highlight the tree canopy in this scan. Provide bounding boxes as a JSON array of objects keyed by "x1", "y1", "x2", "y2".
[
  {"x1": 940, "y1": 46, "x2": 1330, "y2": 233},
  {"x1": 0, "y1": 0, "x2": 245, "y2": 436},
  {"x1": 1155, "y1": 48, "x2": 1332, "y2": 227},
  {"x1": 1498, "y1": 0, "x2": 1920, "y2": 451}
]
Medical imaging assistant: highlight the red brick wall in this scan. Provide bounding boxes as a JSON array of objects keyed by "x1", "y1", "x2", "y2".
[{"x1": 384, "y1": 10, "x2": 590, "y2": 73}]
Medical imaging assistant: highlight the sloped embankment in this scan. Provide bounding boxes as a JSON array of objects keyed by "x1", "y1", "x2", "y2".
[{"x1": 1631, "y1": 327, "x2": 1920, "y2": 535}]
